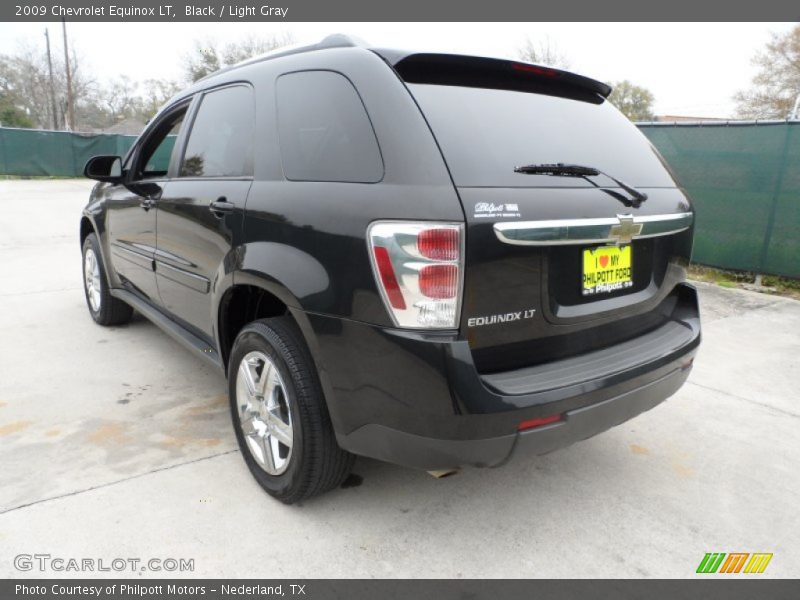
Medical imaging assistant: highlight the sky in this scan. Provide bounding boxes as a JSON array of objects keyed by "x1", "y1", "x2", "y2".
[{"x1": 0, "y1": 22, "x2": 794, "y2": 118}]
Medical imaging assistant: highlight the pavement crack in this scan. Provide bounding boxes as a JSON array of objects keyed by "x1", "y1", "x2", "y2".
[
  {"x1": 0, "y1": 449, "x2": 238, "y2": 515},
  {"x1": 688, "y1": 380, "x2": 800, "y2": 419}
]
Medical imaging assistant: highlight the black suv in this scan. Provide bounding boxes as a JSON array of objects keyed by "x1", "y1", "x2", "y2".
[{"x1": 80, "y1": 35, "x2": 700, "y2": 503}]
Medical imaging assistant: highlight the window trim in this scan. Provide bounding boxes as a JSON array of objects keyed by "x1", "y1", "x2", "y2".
[
  {"x1": 174, "y1": 82, "x2": 256, "y2": 181},
  {"x1": 126, "y1": 98, "x2": 195, "y2": 184},
  {"x1": 275, "y1": 68, "x2": 385, "y2": 184}
]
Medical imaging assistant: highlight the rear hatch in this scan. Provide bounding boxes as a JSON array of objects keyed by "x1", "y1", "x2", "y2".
[{"x1": 391, "y1": 53, "x2": 694, "y2": 373}]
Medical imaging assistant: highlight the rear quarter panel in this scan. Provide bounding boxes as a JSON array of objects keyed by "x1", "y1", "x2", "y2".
[{"x1": 234, "y1": 48, "x2": 465, "y2": 324}]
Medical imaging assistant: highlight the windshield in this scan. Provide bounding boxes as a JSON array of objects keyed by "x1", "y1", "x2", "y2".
[{"x1": 408, "y1": 84, "x2": 676, "y2": 188}]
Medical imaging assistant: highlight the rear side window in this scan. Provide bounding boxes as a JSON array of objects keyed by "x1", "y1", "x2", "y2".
[
  {"x1": 276, "y1": 71, "x2": 383, "y2": 183},
  {"x1": 409, "y1": 84, "x2": 675, "y2": 188},
  {"x1": 180, "y1": 85, "x2": 254, "y2": 178}
]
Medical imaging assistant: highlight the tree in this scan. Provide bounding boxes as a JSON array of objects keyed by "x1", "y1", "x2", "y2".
[
  {"x1": 517, "y1": 36, "x2": 571, "y2": 69},
  {"x1": 0, "y1": 43, "x2": 95, "y2": 130},
  {"x1": 0, "y1": 65, "x2": 33, "y2": 127},
  {"x1": 0, "y1": 31, "x2": 296, "y2": 132},
  {"x1": 99, "y1": 76, "x2": 139, "y2": 122},
  {"x1": 183, "y1": 33, "x2": 295, "y2": 82},
  {"x1": 137, "y1": 78, "x2": 181, "y2": 122},
  {"x1": 734, "y1": 25, "x2": 800, "y2": 119},
  {"x1": 0, "y1": 93, "x2": 33, "y2": 128},
  {"x1": 607, "y1": 80, "x2": 655, "y2": 122}
]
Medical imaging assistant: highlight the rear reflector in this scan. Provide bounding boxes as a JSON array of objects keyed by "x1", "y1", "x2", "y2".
[
  {"x1": 518, "y1": 414, "x2": 563, "y2": 431},
  {"x1": 372, "y1": 246, "x2": 406, "y2": 310}
]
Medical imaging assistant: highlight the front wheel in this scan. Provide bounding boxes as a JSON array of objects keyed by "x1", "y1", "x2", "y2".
[
  {"x1": 82, "y1": 233, "x2": 133, "y2": 326},
  {"x1": 228, "y1": 317, "x2": 354, "y2": 504}
]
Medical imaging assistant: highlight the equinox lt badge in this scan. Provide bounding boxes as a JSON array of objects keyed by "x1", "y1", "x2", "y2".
[{"x1": 467, "y1": 309, "x2": 536, "y2": 327}]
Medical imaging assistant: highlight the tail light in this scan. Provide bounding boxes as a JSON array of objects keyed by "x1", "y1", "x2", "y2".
[{"x1": 367, "y1": 221, "x2": 464, "y2": 329}]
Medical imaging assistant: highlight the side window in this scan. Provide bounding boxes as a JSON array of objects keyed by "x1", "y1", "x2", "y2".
[
  {"x1": 135, "y1": 107, "x2": 187, "y2": 180},
  {"x1": 276, "y1": 71, "x2": 383, "y2": 183},
  {"x1": 180, "y1": 86, "x2": 254, "y2": 178}
]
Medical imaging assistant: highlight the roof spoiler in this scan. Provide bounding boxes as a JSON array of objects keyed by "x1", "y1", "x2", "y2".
[{"x1": 373, "y1": 51, "x2": 612, "y2": 105}]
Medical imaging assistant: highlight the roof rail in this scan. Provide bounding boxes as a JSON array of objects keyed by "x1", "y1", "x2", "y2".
[{"x1": 197, "y1": 33, "x2": 370, "y2": 83}]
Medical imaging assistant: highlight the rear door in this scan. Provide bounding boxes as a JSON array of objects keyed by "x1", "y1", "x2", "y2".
[
  {"x1": 155, "y1": 84, "x2": 255, "y2": 339},
  {"x1": 399, "y1": 56, "x2": 694, "y2": 373}
]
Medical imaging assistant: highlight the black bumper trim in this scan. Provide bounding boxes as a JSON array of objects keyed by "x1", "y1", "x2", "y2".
[
  {"x1": 482, "y1": 318, "x2": 698, "y2": 395},
  {"x1": 337, "y1": 362, "x2": 691, "y2": 470}
]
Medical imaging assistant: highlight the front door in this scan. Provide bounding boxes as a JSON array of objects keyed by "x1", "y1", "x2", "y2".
[
  {"x1": 155, "y1": 84, "x2": 255, "y2": 339},
  {"x1": 105, "y1": 103, "x2": 190, "y2": 303}
]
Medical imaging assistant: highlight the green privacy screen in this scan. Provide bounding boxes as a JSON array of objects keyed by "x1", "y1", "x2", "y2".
[
  {"x1": 0, "y1": 128, "x2": 136, "y2": 177},
  {"x1": 1, "y1": 122, "x2": 798, "y2": 277},
  {"x1": 639, "y1": 122, "x2": 799, "y2": 279}
]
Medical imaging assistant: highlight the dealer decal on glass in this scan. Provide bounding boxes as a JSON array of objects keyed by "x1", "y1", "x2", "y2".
[{"x1": 582, "y1": 245, "x2": 633, "y2": 296}]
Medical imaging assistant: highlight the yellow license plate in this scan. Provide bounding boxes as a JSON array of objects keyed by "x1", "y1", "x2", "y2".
[{"x1": 582, "y1": 245, "x2": 633, "y2": 296}]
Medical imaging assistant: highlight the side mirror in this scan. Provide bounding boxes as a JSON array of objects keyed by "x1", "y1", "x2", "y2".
[{"x1": 84, "y1": 155, "x2": 123, "y2": 183}]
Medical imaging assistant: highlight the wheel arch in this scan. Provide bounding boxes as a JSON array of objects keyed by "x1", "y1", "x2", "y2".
[
  {"x1": 79, "y1": 215, "x2": 95, "y2": 246},
  {"x1": 215, "y1": 274, "x2": 321, "y2": 372},
  {"x1": 215, "y1": 273, "x2": 341, "y2": 430}
]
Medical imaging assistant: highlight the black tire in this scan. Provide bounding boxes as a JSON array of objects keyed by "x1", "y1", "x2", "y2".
[
  {"x1": 228, "y1": 317, "x2": 354, "y2": 504},
  {"x1": 81, "y1": 233, "x2": 133, "y2": 326}
]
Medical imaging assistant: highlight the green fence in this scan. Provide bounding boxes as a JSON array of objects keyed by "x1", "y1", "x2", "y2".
[
  {"x1": 1, "y1": 122, "x2": 799, "y2": 278},
  {"x1": 0, "y1": 128, "x2": 136, "y2": 178},
  {"x1": 639, "y1": 121, "x2": 799, "y2": 279}
]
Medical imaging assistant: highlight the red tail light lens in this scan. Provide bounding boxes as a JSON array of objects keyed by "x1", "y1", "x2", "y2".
[
  {"x1": 419, "y1": 264, "x2": 458, "y2": 299},
  {"x1": 418, "y1": 228, "x2": 460, "y2": 261},
  {"x1": 372, "y1": 246, "x2": 406, "y2": 309},
  {"x1": 518, "y1": 414, "x2": 563, "y2": 431}
]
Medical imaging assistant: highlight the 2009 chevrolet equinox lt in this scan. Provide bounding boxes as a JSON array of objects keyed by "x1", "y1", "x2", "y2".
[{"x1": 80, "y1": 34, "x2": 700, "y2": 503}]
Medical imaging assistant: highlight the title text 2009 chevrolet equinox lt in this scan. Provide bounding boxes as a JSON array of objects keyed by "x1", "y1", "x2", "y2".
[{"x1": 80, "y1": 35, "x2": 701, "y2": 503}]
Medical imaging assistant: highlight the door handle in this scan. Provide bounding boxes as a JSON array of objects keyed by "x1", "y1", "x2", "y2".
[
  {"x1": 140, "y1": 198, "x2": 156, "y2": 211},
  {"x1": 209, "y1": 198, "x2": 235, "y2": 217}
]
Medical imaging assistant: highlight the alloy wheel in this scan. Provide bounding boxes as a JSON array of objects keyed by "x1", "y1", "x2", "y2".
[
  {"x1": 235, "y1": 351, "x2": 294, "y2": 475},
  {"x1": 83, "y1": 248, "x2": 102, "y2": 312}
]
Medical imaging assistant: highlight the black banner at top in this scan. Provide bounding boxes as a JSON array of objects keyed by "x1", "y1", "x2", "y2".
[{"x1": 2, "y1": 0, "x2": 799, "y2": 22}]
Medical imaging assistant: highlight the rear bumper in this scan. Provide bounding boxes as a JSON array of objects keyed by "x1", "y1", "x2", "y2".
[
  {"x1": 340, "y1": 364, "x2": 691, "y2": 469},
  {"x1": 300, "y1": 283, "x2": 700, "y2": 470}
]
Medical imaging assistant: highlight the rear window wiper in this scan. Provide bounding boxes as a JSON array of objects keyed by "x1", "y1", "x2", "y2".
[{"x1": 514, "y1": 162, "x2": 648, "y2": 207}]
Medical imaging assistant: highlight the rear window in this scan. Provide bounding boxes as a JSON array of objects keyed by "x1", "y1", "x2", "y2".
[
  {"x1": 276, "y1": 71, "x2": 383, "y2": 183},
  {"x1": 409, "y1": 84, "x2": 675, "y2": 188}
]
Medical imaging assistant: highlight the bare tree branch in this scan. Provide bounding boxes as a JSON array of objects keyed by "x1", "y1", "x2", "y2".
[{"x1": 735, "y1": 25, "x2": 800, "y2": 119}]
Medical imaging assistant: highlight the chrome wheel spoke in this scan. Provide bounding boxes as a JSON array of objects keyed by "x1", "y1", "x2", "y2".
[
  {"x1": 260, "y1": 434, "x2": 276, "y2": 472},
  {"x1": 238, "y1": 360, "x2": 258, "y2": 398},
  {"x1": 259, "y1": 363, "x2": 279, "y2": 402},
  {"x1": 269, "y1": 414, "x2": 293, "y2": 448}
]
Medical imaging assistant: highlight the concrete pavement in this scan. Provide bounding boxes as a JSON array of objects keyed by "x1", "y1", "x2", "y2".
[{"x1": 0, "y1": 179, "x2": 797, "y2": 578}]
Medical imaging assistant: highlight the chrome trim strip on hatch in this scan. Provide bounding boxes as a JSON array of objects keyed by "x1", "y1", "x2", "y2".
[{"x1": 493, "y1": 212, "x2": 694, "y2": 246}]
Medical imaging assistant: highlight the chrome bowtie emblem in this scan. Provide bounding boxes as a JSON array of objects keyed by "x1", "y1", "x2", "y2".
[{"x1": 609, "y1": 214, "x2": 643, "y2": 245}]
